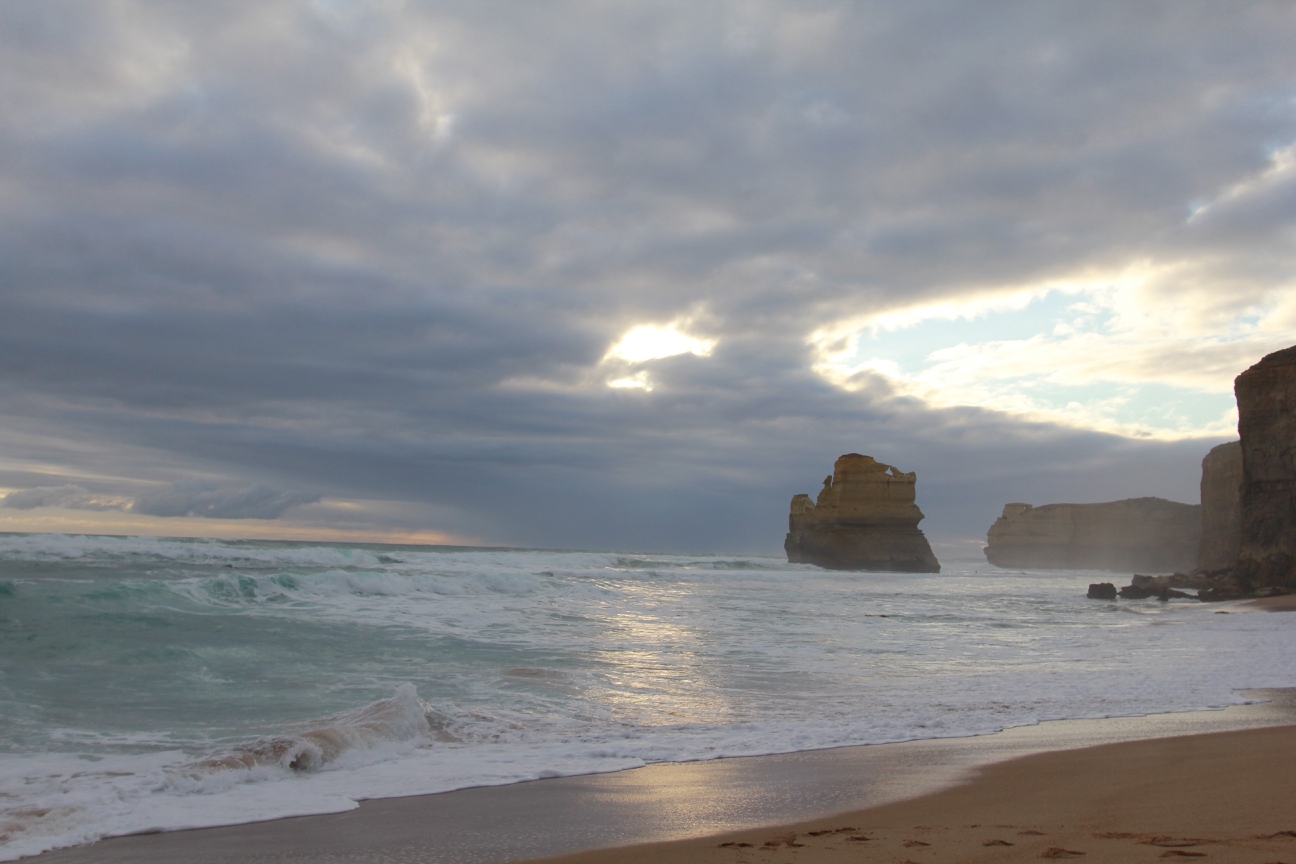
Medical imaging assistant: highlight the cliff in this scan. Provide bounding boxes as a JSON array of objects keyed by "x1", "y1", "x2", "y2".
[
  {"x1": 984, "y1": 498, "x2": 1201, "y2": 572},
  {"x1": 1234, "y1": 346, "x2": 1296, "y2": 592},
  {"x1": 785, "y1": 453, "x2": 940, "y2": 572},
  {"x1": 1196, "y1": 440, "x2": 1242, "y2": 572}
]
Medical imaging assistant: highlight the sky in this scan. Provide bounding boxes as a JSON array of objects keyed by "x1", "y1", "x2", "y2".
[{"x1": 1, "y1": 1, "x2": 1294, "y2": 558}]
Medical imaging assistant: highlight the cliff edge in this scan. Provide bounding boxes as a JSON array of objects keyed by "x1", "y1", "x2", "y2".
[
  {"x1": 984, "y1": 498, "x2": 1201, "y2": 572},
  {"x1": 1234, "y1": 345, "x2": 1296, "y2": 593},
  {"x1": 1196, "y1": 440, "x2": 1242, "y2": 572},
  {"x1": 785, "y1": 453, "x2": 940, "y2": 572}
]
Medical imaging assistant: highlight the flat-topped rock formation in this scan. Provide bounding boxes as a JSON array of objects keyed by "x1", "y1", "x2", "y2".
[
  {"x1": 785, "y1": 453, "x2": 940, "y2": 572},
  {"x1": 1196, "y1": 440, "x2": 1242, "y2": 572},
  {"x1": 1234, "y1": 346, "x2": 1296, "y2": 593},
  {"x1": 984, "y1": 498, "x2": 1201, "y2": 572}
]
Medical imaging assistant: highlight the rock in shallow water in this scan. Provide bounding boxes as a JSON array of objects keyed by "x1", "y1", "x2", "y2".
[
  {"x1": 784, "y1": 454, "x2": 940, "y2": 572},
  {"x1": 1087, "y1": 582, "x2": 1117, "y2": 600}
]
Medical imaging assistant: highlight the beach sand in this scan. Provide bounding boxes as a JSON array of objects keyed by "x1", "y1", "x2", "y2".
[
  {"x1": 30, "y1": 689, "x2": 1296, "y2": 864},
  {"x1": 1240, "y1": 594, "x2": 1296, "y2": 611},
  {"x1": 537, "y1": 724, "x2": 1296, "y2": 864}
]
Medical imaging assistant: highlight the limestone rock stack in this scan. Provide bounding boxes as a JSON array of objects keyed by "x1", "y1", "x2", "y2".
[
  {"x1": 1195, "y1": 441, "x2": 1242, "y2": 572},
  {"x1": 1234, "y1": 346, "x2": 1296, "y2": 593},
  {"x1": 984, "y1": 498, "x2": 1201, "y2": 572},
  {"x1": 785, "y1": 454, "x2": 940, "y2": 572}
]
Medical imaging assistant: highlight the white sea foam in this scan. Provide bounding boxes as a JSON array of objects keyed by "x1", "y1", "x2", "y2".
[{"x1": 2, "y1": 534, "x2": 1295, "y2": 859}]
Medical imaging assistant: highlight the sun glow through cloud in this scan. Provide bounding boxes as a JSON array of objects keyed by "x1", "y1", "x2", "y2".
[
  {"x1": 599, "y1": 322, "x2": 716, "y2": 390},
  {"x1": 812, "y1": 261, "x2": 1296, "y2": 440},
  {"x1": 605, "y1": 324, "x2": 716, "y2": 364}
]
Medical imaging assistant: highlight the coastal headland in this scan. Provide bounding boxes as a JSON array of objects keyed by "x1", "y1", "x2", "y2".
[
  {"x1": 31, "y1": 689, "x2": 1296, "y2": 864},
  {"x1": 984, "y1": 498, "x2": 1201, "y2": 572}
]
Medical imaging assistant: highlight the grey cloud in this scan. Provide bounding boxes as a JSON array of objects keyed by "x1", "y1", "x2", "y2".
[
  {"x1": 2, "y1": 485, "x2": 129, "y2": 512},
  {"x1": 130, "y1": 481, "x2": 320, "y2": 520},
  {"x1": 2, "y1": 479, "x2": 317, "y2": 520},
  {"x1": 0, "y1": 1, "x2": 1291, "y2": 552}
]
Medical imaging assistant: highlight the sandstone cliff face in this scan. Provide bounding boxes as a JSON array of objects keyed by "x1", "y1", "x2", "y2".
[
  {"x1": 785, "y1": 454, "x2": 940, "y2": 572},
  {"x1": 984, "y1": 498, "x2": 1201, "y2": 572},
  {"x1": 1196, "y1": 440, "x2": 1242, "y2": 572},
  {"x1": 1234, "y1": 346, "x2": 1296, "y2": 592}
]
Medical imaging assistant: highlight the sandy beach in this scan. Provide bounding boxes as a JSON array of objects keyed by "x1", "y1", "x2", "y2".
[
  {"x1": 31, "y1": 689, "x2": 1296, "y2": 864},
  {"x1": 538, "y1": 724, "x2": 1296, "y2": 864},
  {"x1": 1241, "y1": 594, "x2": 1296, "y2": 612}
]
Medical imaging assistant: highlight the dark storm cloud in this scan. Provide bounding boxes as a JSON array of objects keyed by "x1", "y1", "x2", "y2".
[{"x1": 0, "y1": 1, "x2": 1293, "y2": 552}]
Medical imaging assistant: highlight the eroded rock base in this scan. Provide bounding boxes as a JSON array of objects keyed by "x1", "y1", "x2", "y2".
[{"x1": 786, "y1": 526, "x2": 941, "y2": 573}]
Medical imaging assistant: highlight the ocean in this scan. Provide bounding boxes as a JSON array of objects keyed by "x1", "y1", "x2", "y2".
[{"x1": 1, "y1": 532, "x2": 1293, "y2": 860}]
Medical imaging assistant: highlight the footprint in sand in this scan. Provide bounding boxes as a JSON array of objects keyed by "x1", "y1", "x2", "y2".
[
  {"x1": 1159, "y1": 852, "x2": 1205, "y2": 859},
  {"x1": 1040, "y1": 848, "x2": 1085, "y2": 858},
  {"x1": 1144, "y1": 836, "x2": 1205, "y2": 848},
  {"x1": 984, "y1": 839, "x2": 1015, "y2": 846},
  {"x1": 903, "y1": 839, "x2": 931, "y2": 847}
]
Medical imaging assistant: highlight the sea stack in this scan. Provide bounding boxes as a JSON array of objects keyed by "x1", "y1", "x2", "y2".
[
  {"x1": 1196, "y1": 440, "x2": 1242, "y2": 572},
  {"x1": 785, "y1": 453, "x2": 940, "y2": 572},
  {"x1": 984, "y1": 498, "x2": 1201, "y2": 572},
  {"x1": 1234, "y1": 346, "x2": 1296, "y2": 593}
]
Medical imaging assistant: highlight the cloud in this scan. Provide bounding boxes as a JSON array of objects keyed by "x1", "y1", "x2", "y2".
[
  {"x1": 1, "y1": 480, "x2": 317, "y2": 520},
  {"x1": 2, "y1": 485, "x2": 130, "y2": 512},
  {"x1": 0, "y1": 1, "x2": 1293, "y2": 551},
  {"x1": 604, "y1": 323, "x2": 715, "y2": 364},
  {"x1": 811, "y1": 258, "x2": 1294, "y2": 438},
  {"x1": 130, "y1": 481, "x2": 319, "y2": 520}
]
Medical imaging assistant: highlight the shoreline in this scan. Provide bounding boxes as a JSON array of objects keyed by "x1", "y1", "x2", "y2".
[
  {"x1": 536, "y1": 722, "x2": 1296, "y2": 864},
  {"x1": 30, "y1": 688, "x2": 1296, "y2": 864},
  {"x1": 1238, "y1": 593, "x2": 1296, "y2": 611}
]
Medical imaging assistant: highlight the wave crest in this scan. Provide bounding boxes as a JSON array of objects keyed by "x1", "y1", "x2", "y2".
[{"x1": 175, "y1": 684, "x2": 431, "y2": 783}]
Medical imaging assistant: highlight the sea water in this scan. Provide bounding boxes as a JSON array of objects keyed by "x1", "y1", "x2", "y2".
[{"x1": 2, "y1": 533, "x2": 1294, "y2": 859}]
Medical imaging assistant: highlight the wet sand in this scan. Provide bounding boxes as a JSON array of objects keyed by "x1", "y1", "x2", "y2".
[
  {"x1": 1239, "y1": 594, "x2": 1296, "y2": 611},
  {"x1": 31, "y1": 689, "x2": 1296, "y2": 864},
  {"x1": 538, "y1": 723, "x2": 1296, "y2": 864}
]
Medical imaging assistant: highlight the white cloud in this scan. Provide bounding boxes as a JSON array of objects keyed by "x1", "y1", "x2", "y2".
[
  {"x1": 812, "y1": 259, "x2": 1296, "y2": 440},
  {"x1": 607, "y1": 371, "x2": 653, "y2": 391}
]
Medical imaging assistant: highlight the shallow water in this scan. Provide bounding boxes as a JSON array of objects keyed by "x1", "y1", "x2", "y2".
[{"x1": 1, "y1": 533, "x2": 1293, "y2": 859}]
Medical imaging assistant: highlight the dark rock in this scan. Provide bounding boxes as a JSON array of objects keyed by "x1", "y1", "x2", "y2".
[
  {"x1": 1086, "y1": 583, "x2": 1117, "y2": 600},
  {"x1": 1131, "y1": 572, "x2": 1211, "y2": 590},
  {"x1": 785, "y1": 454, "x2": 940, "y2": 572},
  {"x1": 1234, "y1": 346, "x2": 1296, "y2": 594},
  {"x1": 1196, "y1": 441, "x2": 1242, "y2": 571},
  {"x1": 1117, "y1": 583, "x2": 1194, "y2": 600}
]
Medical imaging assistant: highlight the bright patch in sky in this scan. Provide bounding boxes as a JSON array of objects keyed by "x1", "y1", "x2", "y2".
[
  {"x1": 812, "y1": 266, "x2": 1296, "y2": 440},
  {"x1": 605, "y1": 324, "x2": 716, "y2": 364},
  {"x1": 600, "y1": 322, "x2": 716, "y2": 390}
]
